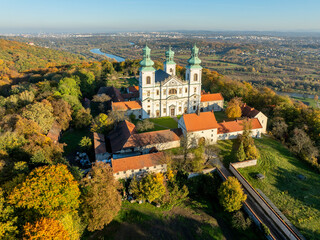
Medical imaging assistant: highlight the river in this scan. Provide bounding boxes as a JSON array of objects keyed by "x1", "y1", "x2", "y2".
[
  {"x1": 275, "y1": 91, "x2": 315, "y2": 99},
  {"x1": 90, "y1": 48, "x2": 125, "y2": 62}
]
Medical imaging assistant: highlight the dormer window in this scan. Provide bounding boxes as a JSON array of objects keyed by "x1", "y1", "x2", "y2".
[{"x1": 146, "y1": 76, "x2": 151, "y2": 84}]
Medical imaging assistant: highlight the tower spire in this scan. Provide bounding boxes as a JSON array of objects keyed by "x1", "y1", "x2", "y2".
[
  {"x1": 187, "y1": 44, "x2": 202, "y2": 67},
  {"x1": 139, "y1": 44, "x2": 155, "y2": 71}
]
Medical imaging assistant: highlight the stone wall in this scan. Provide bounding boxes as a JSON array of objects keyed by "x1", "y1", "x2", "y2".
[{"x1": 232, "y1": 159, "x2": 257, "y2": 169}]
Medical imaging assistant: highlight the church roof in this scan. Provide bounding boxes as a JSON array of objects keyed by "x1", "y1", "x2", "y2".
[
  {"x1": 182, "y1": 112, "x2": 219, "y2": 132},
  {"x1": 201, "y1": 93, "x2": 224, "y2": 102},
  {"x1": 155, "y1": 69, "x2": 171, "y2": 83}
]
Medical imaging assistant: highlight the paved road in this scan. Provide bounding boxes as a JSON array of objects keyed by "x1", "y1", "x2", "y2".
[{"x1": 215, "y1": 159, "x2": 289, "y2": 240}]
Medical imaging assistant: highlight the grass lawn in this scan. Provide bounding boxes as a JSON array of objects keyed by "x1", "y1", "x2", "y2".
[
  {"x1": 214, "y1": 111, "x2": 229, "y2": 123},
  {"x1": 60, "y1": 128, "x2": 91, "y2": 155},
  {"x1": 83, "y1": 200, "x2": 225, "y2": 240},
  {"x1": 107, "y1": 77, "x2": 138, "y2": 89},
  {"x1": 218, "y1": 136, "x2": 320, "y2": 240},
  {"x1": 291, "y1": 96, "x2": 319, "y2": 108},
  {"x1": 149, "y1": 117, "x2": 178, "y2": 129}
]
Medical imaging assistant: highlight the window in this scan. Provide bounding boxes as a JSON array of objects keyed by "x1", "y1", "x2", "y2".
[
  {"x1": 148, "y1": 100, "x2": 150, "y2": 102},
  {"x1": 185, "y1": 88, "x2": 188, "y2": 93},
  {"x1": 156, "y1": 110, "x2": 160, "y2": 117},
  {"x1": 194, "y1": 73, "x2": 198, "y2": 81},
  {"x1": 147, "y1": 110, "x2": 151, "y2": 115},
  {"x1": 179, "y1": 107, "x2": 182, "y2": 112},
  {"x1": 194, "y1": 87, "x2": 197, "y2": 93},
  {"x1": 156, "y1": 89, "x2": 159, "y2": 95},
  {"x1": 131, "y1": 170, "x2": 134, "y2": 173},
  {"x1": 163, "y1": 89, "x2": 166, "y2": 95},
  {"x1": 116, "y1": 173, "x2": 119, "y2": 175},
  {"x1": 187, "y1": 73, "x2": 189, "y2": 79},
  {"x1": 147, "y1": 91, "x2": 150, "y2": 96},
  {"x1": 146, "y1": 76, "x2": 151, "y2": 84},
  {"x1": 170, "y1": 68, "x2": 173, "y2": 73},
  {"x1": 169, "y1": 88, "x2": 177, "y2": 95},
  {"x1": 154, "y1": 166, "x2": 157, "y2": 169},
  {"x1": 163, "y1": 108, "x2": 166, "y2": 113},
  {"x1": 179, "y1": 88, "x2": 182, "y2": 94},
  {"x1": 147, "y1": 105, "x2": 150, "y2": 108},
  {"x1": 193, "y1": 106, "x2": 196, "y2": 110}
]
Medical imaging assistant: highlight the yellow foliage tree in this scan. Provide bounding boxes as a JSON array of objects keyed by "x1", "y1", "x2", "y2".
[
  {"x1": 218, "y1": 177, "x2": 247, "y2": 212},
  {"x1": 226, "y1": 97, "x2": 243, "y2": 119},
  {"x1": 23, "y1": 218, "x2": 70, "y2": 240}
]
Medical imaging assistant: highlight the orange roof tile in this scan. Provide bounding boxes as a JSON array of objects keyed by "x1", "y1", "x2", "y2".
[
  {"x1": 128, "y1": 86, "x2": 139, "y2": 92},
  {"x1": 183, "y1": 112, "x2": 219, "y2": 132},
  {"x1": 241, "y1": 104, "x2": 260, "y2": 118},
  {"x1": 111, "y1": 152, "x2": 165, "y2": 173},
  {"x1": 201, "y1": 93, "x2": 224, "y2": 102},
  {"x1": 217, "y1": 118, "x2": 262, "y2": 134},
  {"x1": 123, "y1": 129, "x2": 182, "y2": 149},
  {"x1": 93, "y1": 132, "x2": 106, "y2": 155},
  {"x1": 112, "y1": 101, "x2": 142, "y2": 111},
  {"x1": 108, "y1": 120, "x2": 136, "y2": 153}
]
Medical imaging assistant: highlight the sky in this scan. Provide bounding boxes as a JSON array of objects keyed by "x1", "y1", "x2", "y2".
[{"x1": 0, "y1": 0, "x2": 320, "y2": 33}]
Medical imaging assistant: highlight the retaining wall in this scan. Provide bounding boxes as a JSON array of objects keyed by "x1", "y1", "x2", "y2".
[
  {"x1": 232, "y1": 159, "x2": 257, "y2": 169},
  {"x1": 229, "y1": 163, "x2": 304, "y2": 240}
]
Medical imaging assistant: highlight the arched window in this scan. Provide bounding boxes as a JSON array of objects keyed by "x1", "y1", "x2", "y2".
[
  {"x1": 170, "y1": 68, "x2": 173, "y2": 73},
  {"x1": 169, "y1": 89, "x2": 177, "y2": 95},
  {"x1": 194, "y1": 73, "x2": 198, "y2": 81},
  {"x1": 146, "y1": 76, "x2": 151, "y2": 84}
]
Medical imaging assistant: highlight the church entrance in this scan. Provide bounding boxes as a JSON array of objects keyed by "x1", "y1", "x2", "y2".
[{"x1": 170, "y1": 107, "x2": 175, "y2": 117}]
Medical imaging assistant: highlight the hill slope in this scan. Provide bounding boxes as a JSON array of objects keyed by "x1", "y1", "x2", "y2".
[{"x1": 0, "y1": 39, "x2": 85, "y2": 85}]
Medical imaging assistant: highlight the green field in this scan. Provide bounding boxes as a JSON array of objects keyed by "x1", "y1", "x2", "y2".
[
  {"x1": 214, "y1": 111, "x2": 229, "y2": 123},
  {"x1": 291, "y1": 96, "x2": 319, "y2": 108},
  {"x1": 60, "y1": 128, "x2": 91, "y2": 155},
  {"x1": 107, "y1": 77, "x2": 138, "y2": 88},
  {"x1": 83, "y1": 200, "x2": 225, "y2": 240},
  {"x1": 149, "y1": 117, "x2": 178, "y2": 129},
  {"x1": 218, "y1": 137, "x2": 320, "y2": 240}
]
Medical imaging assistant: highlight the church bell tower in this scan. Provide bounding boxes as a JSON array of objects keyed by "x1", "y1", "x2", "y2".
[{"x1": 164, "y1": 46, "x2": 176, "y2": 75}]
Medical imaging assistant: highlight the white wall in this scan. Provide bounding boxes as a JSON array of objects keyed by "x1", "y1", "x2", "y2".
[{"x1": 113, "y1": 164, "x2": 167, "y2": 180}]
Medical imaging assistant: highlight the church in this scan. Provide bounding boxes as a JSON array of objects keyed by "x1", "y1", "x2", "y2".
[{"x1": 112, "y1": 45, "x2": 224, "y2": 119}]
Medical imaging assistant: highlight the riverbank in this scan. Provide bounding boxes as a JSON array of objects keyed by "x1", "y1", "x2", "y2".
[{"x1": 90, "y1": 48, "x2": 125, "y2": 62}]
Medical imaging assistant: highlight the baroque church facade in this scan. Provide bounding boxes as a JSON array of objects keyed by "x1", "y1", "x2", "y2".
[{"x1": 139, "y1": 45, "x2": 202, "y2": 119}]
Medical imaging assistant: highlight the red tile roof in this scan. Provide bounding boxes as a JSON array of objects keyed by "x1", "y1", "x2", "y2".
[
  {"x1": 128, "y1": 86, "x2": 139, "y2": 93},
  {"x1": 201, "y1": 93, "x2": 224, "y2": 102},
  {"x1": 47, "y1": 121, "x2": 61, "y2": 143},
  {"x1": 108, "y1": 120, "x2": 136, "y2": 153},
  {"x1": 111, "y1": 152, "x2": 165, "y2": 173},
  {"x1": 217, "y1": 118, "x2": 262, "y2": 134},
  {"x1": 183, "y1": 112, "x2": 219, "y2": 132},
  {"x1": 94, "y1": 132, "x2": 106, "y2": 155},
  {"x1": 123, "y1": 129, "x2": 182, "y2": 149},
  {"x1": 112, "y1": 101, "x2": 142, "y2": 111},
  {"x1": 241, "y1": 104, "x2": 260, "y2": 118}
]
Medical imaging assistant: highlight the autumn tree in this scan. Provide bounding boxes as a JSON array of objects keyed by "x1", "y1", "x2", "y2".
[
  {"x1": 9, "y1": 164, "x2": 81, "y2": 219},
  {"x1": 238, "y1": 118, "x2": 259, "y2": 160},
  {"x1": 226, "y1": 97, "x2": 243, "y2": 119},
  {"x1": 22, "y1": 100, "x2": 54, "y2": 133},
  {"x1": 73, "y1": 108, "x2": 92, "y2": 129},
  {"x1": 218, "y1": 176, "x2": 247, "y2": 212},
  {"x1": 236, "y1": 141, "x2": 246, "y2": 162},
  {"x1": 129, "y1": 173, "x2": 166, "y2": 203},
  {"x1": 81, "y1": 162, "x2": 121, "y2": 231},
  {"x1": 23, "y1": 218, "x2": 70, "y2": 240},
  {"x1": 51, "y1": 98, "x2": 73, "y2": 131},
  {"x1": 0, "y1": 188, "x2": 18, "y2": 239},
  {"x1": 91, "y1": 113, "x2": 112, "y2": 133},
  {"x1": 271, "y1": 118, "x2": 288, "y2": 143},
  {"x1": 135, "y1": 119, "x2": 154, "y2": 132},
  {"x1": 79, "y1": 136, "x2": 92, "y2": 152}
]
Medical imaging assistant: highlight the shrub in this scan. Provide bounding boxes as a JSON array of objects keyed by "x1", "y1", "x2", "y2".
[{"x1": 231, "y1": 211, "x2": 252, "y2": 231}]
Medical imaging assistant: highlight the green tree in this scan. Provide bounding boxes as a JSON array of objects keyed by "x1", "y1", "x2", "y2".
[
  {"x1": 57, "y1": 77, "x2": 81, "y2": 98},
  {"x1": 81, "y1": 162, "x2": 121, "y2": 231},
  {"x1": 9, "y1": 164, "x2": 81, "y2": 218},
  {"x1": 236, "y1": 141, "x2": 246, "y2": 162},
  {"x1": 76, "y1": 70, "x2": 95, "y2": 98},
  {"x1": 79, "y1": 136, "x2": 92, "y2": 152},
  {"x1": 0, "y1": 188, "x2": 18, "y2": 239},
  {"x1": 218, "y1": 177, "x2": 247, "y2": 212},
  {"x1": 91, "y1": 113, "x2": 112, "y2": 133},
  {"x1": 22, "y1": 100, "x2": 54, "y2": 133},
  {"x1": 73, "y1": 108, "x2": 92, "y2": 129}
]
